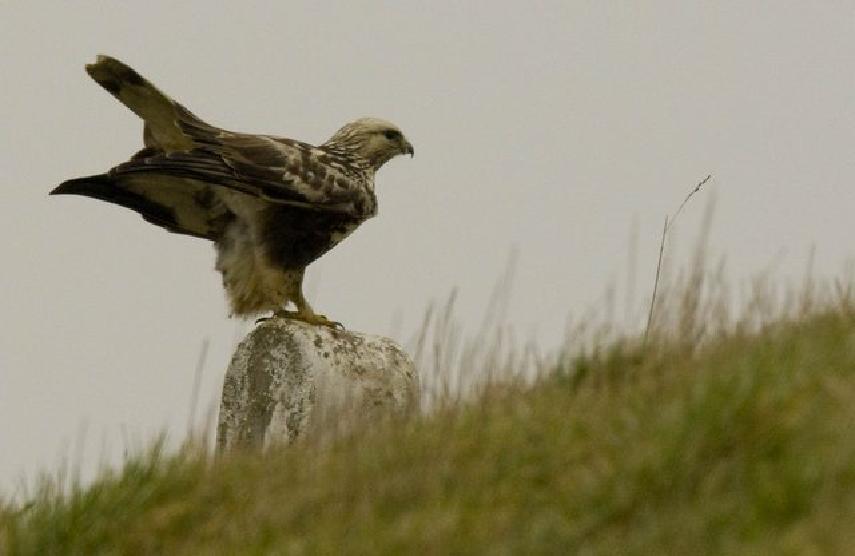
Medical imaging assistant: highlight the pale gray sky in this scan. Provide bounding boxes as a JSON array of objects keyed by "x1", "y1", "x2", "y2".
[{"x1": 2, "y1": 2, "x2": 854, "y2": 493}]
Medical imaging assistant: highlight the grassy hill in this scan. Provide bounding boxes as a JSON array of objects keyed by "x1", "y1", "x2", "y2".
[{"x1": 4, "y1": 303, "x2": 855, "y2": 554}]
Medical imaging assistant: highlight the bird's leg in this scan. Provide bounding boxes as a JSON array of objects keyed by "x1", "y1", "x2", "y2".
[
  {"x1": 287, "y1": 293, "x2": 343, "y2": 329},
  {"x1": 268, "y1": 273, "x2": 343, "y2": 329}
]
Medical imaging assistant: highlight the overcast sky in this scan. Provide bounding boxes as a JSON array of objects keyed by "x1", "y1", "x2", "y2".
[{"x1": 2, "y1": 2, "x2": 854, "y2": 494}]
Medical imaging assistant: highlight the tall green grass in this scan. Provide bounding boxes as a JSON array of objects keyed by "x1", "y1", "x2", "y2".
[{"x1": 4, "y1": 273, "x2": 855, "y2": 553}]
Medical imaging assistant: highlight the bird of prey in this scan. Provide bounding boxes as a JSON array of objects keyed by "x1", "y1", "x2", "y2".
[{"x1": 52, "y1": 55, "x2": 413, "y2": 328}]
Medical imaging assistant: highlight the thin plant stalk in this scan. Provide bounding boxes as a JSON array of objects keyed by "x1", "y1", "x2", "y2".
[{"x1": 644, "y1": 174, "x2": 712, "y2": 342}]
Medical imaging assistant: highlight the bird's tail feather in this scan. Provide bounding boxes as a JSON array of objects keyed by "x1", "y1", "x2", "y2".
[{"x1": 85, "y1": 55, "x2": 196, "y2": 152}]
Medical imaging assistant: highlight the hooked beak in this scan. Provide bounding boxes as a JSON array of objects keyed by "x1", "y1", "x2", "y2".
[{"x1": 403, "y1": 139, "x2": 414, "y2": 158}]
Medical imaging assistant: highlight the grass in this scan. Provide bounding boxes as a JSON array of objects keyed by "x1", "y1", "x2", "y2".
[{"x1": 4, "y1": 291, "x2": 855, "y2": 554}]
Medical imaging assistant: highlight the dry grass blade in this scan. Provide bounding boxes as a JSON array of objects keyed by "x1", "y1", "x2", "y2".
[
  {"x1": 644, "y1": 174, "x2": 712, "y2": 342},
  {"x1": 186, "y1": 338, "x2": 210, "y2": 435}
]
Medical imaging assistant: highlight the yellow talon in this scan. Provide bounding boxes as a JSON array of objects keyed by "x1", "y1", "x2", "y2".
[{"x1": 269, "y1": 309, "x2": 344, "y2": 329}]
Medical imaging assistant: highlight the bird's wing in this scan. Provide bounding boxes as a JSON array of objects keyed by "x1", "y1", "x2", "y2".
[
  {"x1": 82, "y1": 55, "x2": 376, "y2": 216},
  {"x1": 103, "y1": 134, "x2": 376, "y2": 217},
  {"x1": 50, "y1": 137, "x2": 375, "y2": 240},
  {"x1": 218, "y1": 132, "x2": 376, "y2": 215},
  {"x1": 55, "y1": 55, "x2": 377, "y2": 239},
  {"x1": 50, "y1": 171, "x2": 231, "y2": 240},
  {"x1": 85, "y1": 55, "x2": 201, "y2": 152}
]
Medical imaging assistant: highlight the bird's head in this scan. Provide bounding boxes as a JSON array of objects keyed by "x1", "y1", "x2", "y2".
[{"x1": 325, "y1": 118, "x2": 414, "y2": 170}]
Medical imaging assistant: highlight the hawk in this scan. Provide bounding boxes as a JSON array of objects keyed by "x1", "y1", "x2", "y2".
[{"x1": 52, "y1": 55, "x2": 413, "y2": 328}]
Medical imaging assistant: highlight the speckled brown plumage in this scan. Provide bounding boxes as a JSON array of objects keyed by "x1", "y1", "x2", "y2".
[{"x1": 51, "y1": 55, "x2": 413, "y2": 326}]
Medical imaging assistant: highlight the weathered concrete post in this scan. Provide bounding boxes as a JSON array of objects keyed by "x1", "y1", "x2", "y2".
[{"x1": 217, "y1": 318, "x2": 418, "y2": 451}]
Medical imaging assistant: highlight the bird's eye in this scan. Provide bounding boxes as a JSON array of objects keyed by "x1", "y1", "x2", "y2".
[{"x1": 383, "y1": 130, "x2": 400, "y2": 140}]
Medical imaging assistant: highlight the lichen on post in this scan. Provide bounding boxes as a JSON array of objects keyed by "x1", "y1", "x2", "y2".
[{"x1": 217, "y1": 319, "x2": 419, "y2": 451}]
